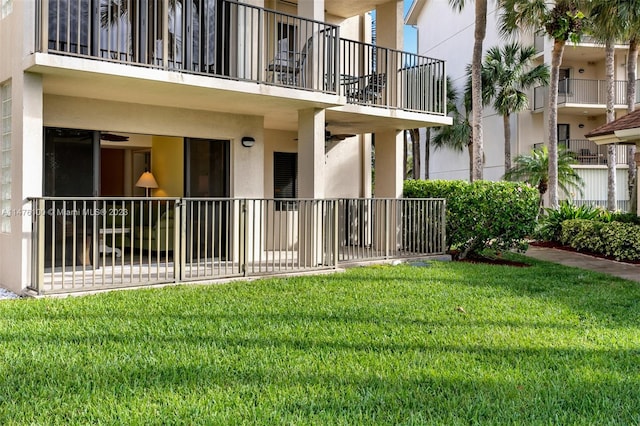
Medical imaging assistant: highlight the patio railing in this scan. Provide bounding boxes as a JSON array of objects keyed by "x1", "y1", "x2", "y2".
[
  {"x1": 37, "y1": 0, "x2": 339, "y2": 93},
  {"x1": 29, "y1": 197, "x2": 446, "y2": 294},
  {"x1": 533, "y1": 140, "x2": 628, "y2": 166},
  {"x1": 340, "y1": 38, "x2": 446, "y2": 114},
  {"x1": 533, "y1": 78, "x2": 638, "y2": 110}
]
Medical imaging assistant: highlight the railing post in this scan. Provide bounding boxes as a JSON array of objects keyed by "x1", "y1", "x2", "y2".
[
  {"x1": 441, "y1": 199, "x2": 447, "y2": 254},
  {"x1": 31, "y1": 198, "x2": 45, "y2": 294},
  {"x1": 173, "y1": 200, "x2": 181, "y2": 283},
  {"x1": 39, "y1": 0, "x2": 48, "y2": 54},
  {"x1": 179, "y1": 199, "x2": 187, "y2": 282},
  {"x1": 241, "y1": 199, "x2": 248, "y2": 277},
  {"x1": 333, "y1": 200, "x2": 339, "y2": 268},
  {"x1": 385, "y1": 199, "x2": 390, "y2": 259}
]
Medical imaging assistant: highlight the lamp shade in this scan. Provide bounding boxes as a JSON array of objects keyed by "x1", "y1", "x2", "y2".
[{"x1": 135, "y1": 171, "x2": 159, "y2": 189}]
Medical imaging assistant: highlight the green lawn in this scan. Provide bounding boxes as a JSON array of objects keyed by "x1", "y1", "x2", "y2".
[{"x1": 1, "y1": 257, "x2": 639, "y2": 425}]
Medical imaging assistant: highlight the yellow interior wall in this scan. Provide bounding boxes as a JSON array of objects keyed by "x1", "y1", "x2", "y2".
[{"x1": 151, "y1": 136, "x2": 184, "y2": 197}]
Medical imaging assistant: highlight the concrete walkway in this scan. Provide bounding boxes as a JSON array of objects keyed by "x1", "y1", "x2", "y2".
[{"x1": 525, "y1": 246, "x2": 640, "y2": 283}]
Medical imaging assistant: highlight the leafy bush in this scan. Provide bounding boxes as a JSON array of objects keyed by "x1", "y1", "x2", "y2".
[
  {"x1": 404, "y1": 179, "x2": 538, "y2": 258},
  {"x1": 560, "y1": 219, "x2": 640, "y2": 261},
  {"x1": 560, "y1": 219, "x2": 605, "y2": 253},
  {"x1": 608, "y1": 212, "x2": 640, "y2": 225},
  {"x1": 537, "y1": 201, "x2": 605, "y2": 242},
  {"x1": 599, "y1": 222, "x2": 640, "y2": 261}
]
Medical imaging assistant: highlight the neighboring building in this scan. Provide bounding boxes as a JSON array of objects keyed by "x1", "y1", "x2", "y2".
[
  {"x1": 0, "y1": 0, "x2": 451, "y2": 294},
  {"x1": 407, "y1": 0, "x2": 634, "y2": 210}
]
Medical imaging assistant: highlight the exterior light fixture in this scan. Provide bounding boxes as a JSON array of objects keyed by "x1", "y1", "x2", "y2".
[{"x1": 241, "y1": 137, "x2": 256, "y2": 148}]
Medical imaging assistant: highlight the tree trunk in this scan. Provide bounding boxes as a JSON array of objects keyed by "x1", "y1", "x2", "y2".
[
  {"x1": 627, "y1": 38, "x2": 638, "y2": 214},
  {"x1": 547, "y1": 39, "x2": 566, "y2": 209},
  {"x1": 403, "y1": 129, "x2": 409, "y2": 179},
  {"x1": 411, "y1": 128, "x2": 421, "y2": 179},
  {"x1": 467, "y1": 137, "x2": 474, "y2": 182},
  {"x1": 425, "y1": 127, "x2": 431, "y2": 179},
  {"x1": 503, "y1": 113, "x2": 511, "y2": 173},
  {"x1": 470, "y1": 0, "x2": 487, "y2": 182},
  {"x1": 605, "y1": 39, "x2": 617, "y2": 212}
]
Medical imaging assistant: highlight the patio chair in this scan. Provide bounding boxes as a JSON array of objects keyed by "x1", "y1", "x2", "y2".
[{"x1": 347, "y1": 73, "x2": 387, "y2": 104}]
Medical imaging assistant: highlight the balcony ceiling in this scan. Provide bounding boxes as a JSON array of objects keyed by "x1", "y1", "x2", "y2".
[{"x1": 284, "y1": 0, "x2": 392, "y2": 18}]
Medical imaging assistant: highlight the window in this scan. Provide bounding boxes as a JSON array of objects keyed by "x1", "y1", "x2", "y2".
[
  {"x1": 1, "y1": 81, "x2": 11, "y2": 233},
  {"x1": 274, "y1": 152, "x2": 297, "y2": 211},
  {"x1": 1, "y1": 0, "x2": 12, "y2": 19}
]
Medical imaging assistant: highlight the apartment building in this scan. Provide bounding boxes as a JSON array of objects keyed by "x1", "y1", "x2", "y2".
[
  {"x1": 0, "y1": 0, "x2": 451, "y2": 294},
  {"x1": 407, "y1": 0, "x2": 634, "y2": 210}
]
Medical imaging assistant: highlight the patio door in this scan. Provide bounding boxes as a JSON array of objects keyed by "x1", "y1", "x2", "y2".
[
  {"x1": 185, "y1": 138, "x2": 230, "y2": 259},
  {"x1": 43, "y1": 128, "x2": 100, "y2": 267}
]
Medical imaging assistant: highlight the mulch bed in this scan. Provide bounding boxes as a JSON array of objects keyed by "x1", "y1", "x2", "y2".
[
  {"x1": 529, "y1": 240, "x2": 640, "y2": 265},
  {"x1": 448, "y1": 250, "x2": 531, "y2": 268}
]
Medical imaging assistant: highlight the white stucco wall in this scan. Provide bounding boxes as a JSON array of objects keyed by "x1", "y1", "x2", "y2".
[{"x1": 415, "y1": 0, "x2": 506, "y2": 181}]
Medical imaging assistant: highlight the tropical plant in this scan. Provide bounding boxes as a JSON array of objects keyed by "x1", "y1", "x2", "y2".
[
  {"x1": 431, "y1": 77, "x2": 473, "y2": 180},
  {"x1": 499, "y1": 0, "x2": 586, "y2": 209},
  {"x1": 449, "y1": 0, "x2": 488, "y2": 182},
  {"x1": 503, "y1": 145, "x2": 584, "y2": 213},
  {"x1": 536, "y1": 200, "x2": 604, "y2": 241},
  {"x1": 481, "y1": 42, "x2": 549, "y2": 173}
]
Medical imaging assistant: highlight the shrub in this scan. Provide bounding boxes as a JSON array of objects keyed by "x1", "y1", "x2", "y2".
[
  {"x1": 537, "y1": 201, "x2": 605, "y2": 242},
  {"x1": 608, "y1": 212, "x2": 640, "y2": 225},
  {"x1": 404, "y1": 179, "x2": 539, "y2": 259},
  {"x1": 600, "y1": 222, "x2": 640, "y2": 261},
  {"x1": 560, "y1": 219, "x2": 605, "y2": 253},
  {"x1": 560, "y1": 219, "x2": 640, "y2": 261}
]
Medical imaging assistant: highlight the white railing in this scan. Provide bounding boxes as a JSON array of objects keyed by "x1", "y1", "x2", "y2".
[{"x1": 29, "y1": 197, "x2": 446, "y2": 294}]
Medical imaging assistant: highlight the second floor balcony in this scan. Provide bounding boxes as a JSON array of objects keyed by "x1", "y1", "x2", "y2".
[
  {"x1": 533, "y1": 78, "x2": 640, "y2": 111},
  {"x1": 533, "y1": 140, "x2": 629, "y2": 166},
  {"x1": 35, "y1": 0, "x2": 446, "y2": 116}
]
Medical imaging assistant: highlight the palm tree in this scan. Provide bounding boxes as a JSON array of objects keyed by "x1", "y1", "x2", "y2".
[
  {"x1": 587, "y1": 1, "x2": 626, "y2": 212},
  {"x1": 504, "y1": 145, "x2": 584, "y2": 213},
  {"x1": 432, "y1": 77, "x2": 474, "y2": 180},
  {"x1": 499, "y1": 0, "x2": 586, "y2": 209},
  {"x1": 449, "y1": 0, "x2": 488, "y2": 182},
  {"x1": 481, "y1": 42, "x2": 549, "y2": 173}
]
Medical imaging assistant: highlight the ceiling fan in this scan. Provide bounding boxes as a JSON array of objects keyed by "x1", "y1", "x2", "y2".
[
  {"x1": 100, "y1": 132, "x2": 129, "y2": 142},
  {"x1": 325, "y1": 122, "x2": 356, "y2": 142}
]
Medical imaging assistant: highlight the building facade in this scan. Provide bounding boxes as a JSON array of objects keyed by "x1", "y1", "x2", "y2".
[
  {"x1": 407, "y1": 0, "x2": 635, "y2": 210},
  {"x1": 0, "y1": 0, "x2": 451, "y2": 294}
]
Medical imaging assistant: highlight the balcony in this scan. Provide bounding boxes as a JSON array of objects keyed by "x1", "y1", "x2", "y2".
[
  {"x1": 35, "y1": 0, "x2": 446, "y2": 116},
  {"x1": 533, "y1": 140, "x2": 628, "y2": 166},
  {"x1": 533, "y1": 79, "x2": 635, "y2": 111}
]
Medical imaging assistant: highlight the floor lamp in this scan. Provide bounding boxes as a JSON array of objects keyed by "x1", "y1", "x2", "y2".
[{"x1": 135, "y1": 171, "x2": 158, "y2": 197}]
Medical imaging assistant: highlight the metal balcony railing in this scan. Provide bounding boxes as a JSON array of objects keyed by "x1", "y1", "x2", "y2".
[
  {"x1": 533, "y1": 78, "x2": 638, "y2": 110},
  {"x1": 340, "y1": 38, "x2": 447, "y2": 115},
  {"x1": 37, "y1": 0, "x2": 340, "y2": 93},
  {"x1": 29, "y1": 197, "x2": 446, "y2": 294},
  {"x1": 532, "y1": 140, "x2": 628, "y2": 166}
]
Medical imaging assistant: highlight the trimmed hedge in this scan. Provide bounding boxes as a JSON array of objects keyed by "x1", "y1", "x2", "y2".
[
  {"x1": 404, "y1": 179, "x2": 539, "y2": 258},
  {"x1": 560, "y1": 219, "x2": 640, "y2": 261}
]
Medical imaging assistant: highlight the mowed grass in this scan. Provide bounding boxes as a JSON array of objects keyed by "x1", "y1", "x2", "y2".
[{"x1": 1, "y1": 257, "x2": 639, "y2": 425}]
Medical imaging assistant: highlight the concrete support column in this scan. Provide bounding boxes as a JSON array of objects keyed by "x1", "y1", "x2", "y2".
[
  {"x1": 297, "y1": 0, "x2": 324, "y2": 21},
  {"x1": 374, "y1": 130, "x2": 403, "y2": 198},
  {"x1": 298, "y1": 108, "x2": 325, "y2": 198},
  {"x1": 361, "y1": 134, "x2": 372, "y2": 198},
  {"x1": 376, "y1": 0, "x2": 403, "y2": 50},
  {"x1": 297, "y1": 108, "x2": 326, "y2": 266},
  {"x1": 17, "y1": 73, "x2": 43, "y2": 293}
]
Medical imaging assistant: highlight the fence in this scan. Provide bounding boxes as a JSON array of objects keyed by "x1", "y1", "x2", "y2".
[{"x1": 29, "y1": 197, "x2": 446, "y2": 294}]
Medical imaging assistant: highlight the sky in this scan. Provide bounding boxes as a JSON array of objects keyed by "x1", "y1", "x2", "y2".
[{"x1": 404, "y1": 0, "x2": 418, "y2": 54}]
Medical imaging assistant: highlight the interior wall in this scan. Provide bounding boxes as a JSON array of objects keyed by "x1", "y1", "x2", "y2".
[{"x1": 152, "y1": 136, "x2": 184, "y2": 197}]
